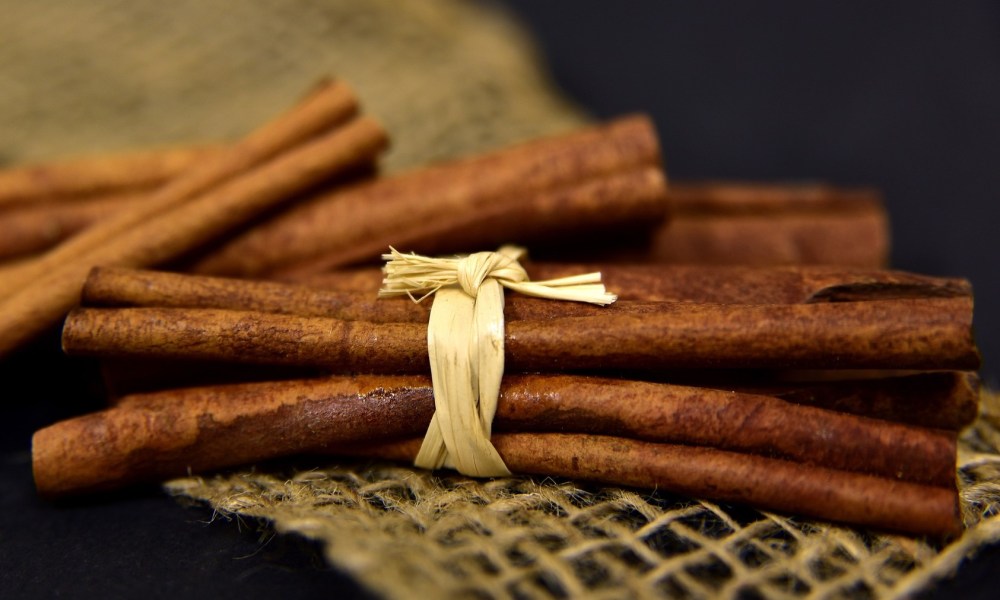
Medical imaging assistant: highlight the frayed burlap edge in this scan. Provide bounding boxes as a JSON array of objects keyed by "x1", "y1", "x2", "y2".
[{"x1": 166, "y1": 390, "x2": 1000, "y2": 600}]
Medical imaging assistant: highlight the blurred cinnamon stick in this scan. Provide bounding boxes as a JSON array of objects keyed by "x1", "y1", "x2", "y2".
[
  {"x1": 653, "y1": 182, "x2": 889, "y2": 267},
  {"x1": 283, "y1": 262, "x2": 971, "y2": 303},
  {"x1": 668, "y1": 181, "x2": 883, "y2": 214},
  {"x1": 0, "y1": 144, "x2": 218, "y2": 209},
  {"x1": 62, "y1": 297, "x2": 979, "y2": 371},
  {"x1": 185, "y1": 115, "x2": 666, "y2": 278},
  {"x1": 0, "y1": 80, "x2": 360, "y2": 299},
  {"x1": 647, "y1": 210, "x2": 888, "y2": 267},
  {"x1": 0, "y1": 191, "x2": 142, "y2": 260},
  {"x1": 0, "y1": 80, "x2": 388, "y2": 358}
]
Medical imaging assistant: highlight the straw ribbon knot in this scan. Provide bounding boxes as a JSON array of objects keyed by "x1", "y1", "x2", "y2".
[{"x1": 379, "y1": 245, "x2": 616, "y2": 477}]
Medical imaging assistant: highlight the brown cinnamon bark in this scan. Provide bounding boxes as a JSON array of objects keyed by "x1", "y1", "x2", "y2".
[
  {"x1": 650, "y1": 181, "x2": 889, "y2": 267},
  {"x1": 353, "y1": 435, "x2": 960, "y2": 538},
  {"x1": 32, "y1": 373, "x2": 956, "y2": 491},
  {"x1": 732, "y1": 371, "x2": 980, "y2": 430},
  {"x1": 81, "y1": 265, "x2": 973, "y2": 324},
  {"x1": 288, "y1": 262, "x2": 970, "y2": 303},
  {"x1": 0, "y1": 82, "x2": 388, "y2": 358},
  {"x1": 0, "y1": 80, "x2": 359, "y2": 300},
  {"x1": 61, "y1": 298, "x2": 979, "y2": 371},
  {"x1": 667, "y1": 181, "x2": 883, "y2": 214},
  {"x1": 278, "y1": 167, "x2": 668, "y2": 279},
  {"x1": 95, "y1": 354, "x2": 980, "y2": 432},
  {"x1": 0, "y1": 191, "x2": 143, "y2": 260},
  {"x1": 186, "y1": 115, "x2": 664, "y2": 278},
  {"x1": 646, "y1": 210, "x2": 889, "y2": 267},
  {"x1": 0, "y1": 144, "x2": 218, "y2": 208}
]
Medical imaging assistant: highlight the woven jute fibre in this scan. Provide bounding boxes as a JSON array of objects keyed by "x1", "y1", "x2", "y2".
[
  {"x1": 167, "y1": 390, "x2": 1000, "y2": 599},
  {"x1": 0, "y1": 0, "x2": 587, "y2": 172}
]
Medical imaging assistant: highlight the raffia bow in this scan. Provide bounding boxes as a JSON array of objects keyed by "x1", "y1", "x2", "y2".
[{"x1": 379, "y1": 245, "x2": 616, "y2": 476}]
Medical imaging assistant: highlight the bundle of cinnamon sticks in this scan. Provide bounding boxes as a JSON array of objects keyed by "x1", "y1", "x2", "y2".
[
  {"x1": 5, "y1": 78, "x2": 977, "y2": 539},
  {"x1": 37, "y1": 262, "x2": 978, "y2": 537}
]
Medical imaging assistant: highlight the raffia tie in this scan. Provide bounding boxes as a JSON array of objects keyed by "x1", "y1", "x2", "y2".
[{"x1": 379, "y1": 245, "x2": 617, "y2": 477}]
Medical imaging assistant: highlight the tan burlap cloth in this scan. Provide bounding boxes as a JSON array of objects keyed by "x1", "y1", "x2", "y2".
[{"x1": 4, "y1": 1, "x2": 999, "y2": 597}]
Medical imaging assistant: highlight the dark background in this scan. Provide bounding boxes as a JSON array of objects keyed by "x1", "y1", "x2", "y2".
[
  {"x1": 507, "y1": 0, "x2": 1000, "y2": 385},
  {"x1": 3, "y1": 1, "x2": 998, "y2": 598}
]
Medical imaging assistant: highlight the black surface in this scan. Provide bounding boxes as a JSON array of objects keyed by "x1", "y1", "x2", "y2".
[
  {"x1": 504, "y1": 0, "x2": 1000, "y2": 386},
  {"x1": 4, "y1": 1, "x2": 1000, "y2": 598},
  {"x1": 0, "y1": 453, "x2": 372, "y2": 600},
  {"x1": 0, "y1": 334, "x2": 374, "y2": 598}
]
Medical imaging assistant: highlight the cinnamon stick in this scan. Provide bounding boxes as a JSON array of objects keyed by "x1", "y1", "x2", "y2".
[
  {"x1": 81, "y1": 265, "x2": 973, "y2": 324},
  {"x1": 94, "y1": 355, "x2": 980, "y2": 432},
  {"x1": 61, "y1": 298, "x2": 979, "y2": 371},
  {"x1": 645, "y1": 210, "x2": 888, "y2": 267},
  {"x1": 33, "y1": 373, "x2": 956, "y2": 489},
  {"x1": 0, "y1": 82, "x2": 388, "y2": 357},
  {"x1": 0, "y1": 80, "x2": 359, "y2": 300},
  {"x1": 651, "y1": 181, "x2": 889, "y2": 267},
  {"x1": 355, "y1": 435, "x2": 960, "y2": 538},
  {"x1": 286, "y1": 262, "x2": 971, "y2": 304},
  {"x1": 667, "y1": 181, "x2": 883, "y2": 214},
  {"x1": 0, "y1": 144, "x2": 218, "y2": 208},
  {"x1": 185, "y1": 115, "x2": 664, "y2": 278},
  {"x1": 732, "y1": 371, "x2": 980, "y2": 431},
  {"x1": 0, "y1": 191, "x2": 142, "y2": 260},
  {"x1": 31, "y1": 374, "x2": 959, "y2": 536}
]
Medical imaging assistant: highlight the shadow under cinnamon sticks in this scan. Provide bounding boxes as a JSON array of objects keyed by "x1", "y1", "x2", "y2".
[{"x1": 31, "y1": 373, "x2": 962, "y2": 537}]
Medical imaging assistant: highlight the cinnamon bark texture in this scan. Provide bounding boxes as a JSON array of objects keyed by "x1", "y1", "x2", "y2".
[
  {"x1": 186, "y1": 115, "x2": 666, "y2": 278},
  {"x1": 32, "y1": 374, "x2": 960, "y2": 536},
  {"x1": 81, "y1": 264, "x2": 974, "y2": 327},
  {"x1": 62, "y1": 297, "x2": 979, "y2": 371},
  {"x1": 732, "y1": 371, "x2": 980, "y2": 431},
  {"x1": 355, "y1": 435, "x2": 960, "y2": 538},
  {"x1": 0, "y1": 144, "x2": 218, "y2": 208},
  {"x1": 33, "y1": 376, "x2": 959, "y2": 535},
  {"x1": 0, "y1": 80, "x2": 360, "y2": 297},
  {"x1": 354, "y1": 434, "x2": 962, "y2": 538},
  {"x1": 651, "y1": 182, "x2": 889, "y2": 267},
  {"x1": 0, "y1": 191, "x2": 142, "y2": 260},
  {"x1": 286, "y1": 262, "x2": 971, "y2": 303},
  {"x1": 94, "y1": 357, "x2": 980, "y2": 432},
  {"x1": 83, "y1": 266, "x2": 979, "y2": 422},
  {"x1": 0, "y1": 80, "x2": 388, "y2": 357}
]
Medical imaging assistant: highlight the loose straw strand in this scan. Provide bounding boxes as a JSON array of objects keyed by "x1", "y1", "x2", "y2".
[{"x1": 380, "y1": 246, "x2": 616, "y2": 477}]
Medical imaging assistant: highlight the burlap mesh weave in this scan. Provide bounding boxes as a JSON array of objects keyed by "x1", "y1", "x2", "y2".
[
  {"x1": 4, "y1": 0, "x2": 1000, "y2": 597},
  {"x1": 0, "y1": 0, "x2": 586, "y2": 172},
  {"x1": 167, "y1": 391, "x2": 1000, "y2": 599}
]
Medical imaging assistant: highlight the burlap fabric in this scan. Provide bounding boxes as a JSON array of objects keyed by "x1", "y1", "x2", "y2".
[
  {"x1": 167, "y1": 391, "x2": 1000, "y2": 599},
  {"x1": 0, "y1": 0, "x2": 586, "y2": 172},
  {"x1": 4, "y1": 1, "x2": 999, "y2": 597}
]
